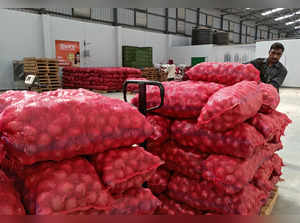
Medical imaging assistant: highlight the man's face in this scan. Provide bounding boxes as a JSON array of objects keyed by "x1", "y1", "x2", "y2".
[{"x1": 268, "y1": 48, "x2": 283, "y2": 64}]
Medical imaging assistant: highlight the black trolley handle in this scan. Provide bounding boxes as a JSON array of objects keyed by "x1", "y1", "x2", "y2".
[{"x1": 123, "y1": 80, "x2": 165, "y2": 115}]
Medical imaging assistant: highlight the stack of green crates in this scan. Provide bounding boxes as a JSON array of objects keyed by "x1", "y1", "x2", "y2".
[{"x1": 122, "y1": 46, "x2": 153, "y2": 68}]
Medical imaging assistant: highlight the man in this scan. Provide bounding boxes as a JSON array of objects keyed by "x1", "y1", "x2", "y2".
[{"x1": 247, "y1": 42, "x2": 287, "y2": 91}]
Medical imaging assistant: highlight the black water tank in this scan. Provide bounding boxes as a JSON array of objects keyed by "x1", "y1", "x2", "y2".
[
  {"x1": 192, "y1": 28, "x2": 214, "y2": 45},
  {"x1": 214, "y1": 31, "x2": 229, "y2": 45}
]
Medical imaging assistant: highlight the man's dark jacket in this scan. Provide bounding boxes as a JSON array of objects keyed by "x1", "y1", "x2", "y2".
[{"x1": 246, "y1": 58, "x2": 287, "y2": 91}]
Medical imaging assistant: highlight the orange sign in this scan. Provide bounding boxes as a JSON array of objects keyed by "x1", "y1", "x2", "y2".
[{"x1": 55, "y1": 40, "x2": 80, "y2": 67}]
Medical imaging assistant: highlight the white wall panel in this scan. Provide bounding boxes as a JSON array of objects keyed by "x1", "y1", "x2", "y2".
[
  {"x1": 185, "y1": 23, "x2": 193, "y2": 35},
  {"x1": 148, "y1": 8, "x2": 165, "y2": 16},
  {"x1": 213, "y1": 17, "x2": 221, "y2": 29},
  {"x1": 185, "y1": 9, "x2": 197, "y2": 23},
  {"x1": 168, "y1": 45, "x2": 214, "y2": 65},
  {"x1": 91, "y1": 8, "x2": 113, "y2": 22},
  {"x1": 168, "y1": 19, "x2": 176, "y2": 33},
  {"x1": 0, "y1": 9, "x2": 44, "y2": 89},
  {"x1": 118, "y1": 8, "x2": 134, "y2": 25},
  {"x1": 148, "y1": 14, "x2": 165, "y2": 30},
  {"x1": 168, "y1": 8, "x2": 176, "y2": 18},
  {"x1": 223, "y1": 20, "x2": 229, "y2": 31},
  {"x1": 46, "y1": 8, "x2": 72, "y2": 15},
  {"x1": 200, "y1": 13, "x2": 206, "y2": 25}
]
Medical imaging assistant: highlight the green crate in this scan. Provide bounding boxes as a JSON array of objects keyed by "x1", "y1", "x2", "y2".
[{"x1": 122, "y1": 45, "x2": 153, "y2": 69}]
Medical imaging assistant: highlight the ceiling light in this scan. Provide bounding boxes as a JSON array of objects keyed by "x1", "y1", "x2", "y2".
[
  {"x1": 261, "y1": 8, "x2": 284, "y2": 16},
  {"x1": 285, "y1": 19, "x2": 300, "y2": 25},
  {"x1": 286, "y1": 21, "x2": 295, "y2": 25},
  {"x1": 294, "y1": 25, "x2": 300, "y2": 29},
  {"x1": 275, "y1": 13, "x2": 295, "y2": 21}
]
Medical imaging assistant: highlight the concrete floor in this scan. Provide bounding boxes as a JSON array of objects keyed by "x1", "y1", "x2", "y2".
[{"x1": 104, "y1": 88, "x2": 300, "y2": 215}]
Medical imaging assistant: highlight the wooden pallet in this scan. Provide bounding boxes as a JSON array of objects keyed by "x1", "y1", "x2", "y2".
[
  {"x1": 260, "y1": 187, "x2": 279, "y2": 216},
  {"x1": 23, "y1": 57, "x2": 62, "y2": 91}
]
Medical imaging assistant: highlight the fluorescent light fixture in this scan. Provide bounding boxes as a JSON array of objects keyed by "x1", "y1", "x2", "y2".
[
  {"x1": 275, "y1": 13, "x2": 295, "y2": 21},
  {"x1": 285, "y1": 18, "x2": 300, "y2": 25},
  {"x1": 286, "y1": 21, "x2": 295, "y2": 25},
  {"x1": 261, "y1": 8, "x2": 284, "y2": 16},
  {"x1": 294, "y1": 25, "x2": 300, "y2": 29}
]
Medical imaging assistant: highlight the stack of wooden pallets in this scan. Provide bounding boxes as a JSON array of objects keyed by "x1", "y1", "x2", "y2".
[
  {"x1": 47, "y1": 59, "x2": 61, "y2": 91},
  {"x1": 142, "y1": 67, "x2": 166, "y2": 82},
  {"x1": 23, "y1": 57, "x2": 62, "y2": 92},
  {"x1": 23, "y1": 58, "x2": 38, "y2": 75}
]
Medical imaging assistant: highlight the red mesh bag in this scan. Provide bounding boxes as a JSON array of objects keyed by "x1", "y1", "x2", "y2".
[
  {"x1": 149, "y1": 141, "x2": 208, "y2": 180},
  {"x1": 148, "y1": 167, "x2": 171, "y2": 195},
  {"x1": 91, "y1": 147, "x2": 164, "y2": 194},
  {"x1": 156, "y1": 194, "x2": 197, "y2": 215},
  {"x1": 131, "y1": 81, "x2": 224, "y2": 118},
  {"x1": 259, "y1": 83, "x2": 280, "y2": 113},
  {"x1": 21, "y1": 158, "x2": 112, "y2": 215},
  {"x1": 186, "y1": 62, "x2": 260, "y2": 85},
  {"x1": 168, "y1": 174, "x2": 268, "y2": 215},
  {"x1": 0, "y1": 89, "x2": 153, "y2": 165},
  {"x1": 0, "y1": 90, "x2": 38, "y2": 113},
  {"x1": 0, "y1": 170, "x2": 25, "y2": 215},
  {"x1": 0, "y1": 142, "x2": 5, "y2": 164},
  {"x1": 198, "y1": 81, "x2": 263, "y2": 132},
  {"x1": 268, "y1": 111, "x2": 292, "y2": 142},
  {"x1": 172, "y1": 120, "x2": 265, "y2": 159},
  {"x1": 253, "y1": 154, "x2": 283, "y2": 193},
  {"x1": 106, "y1": 188, "x2": 161, "y2": 215},
  {"x1": 146, "y1": 115, "x2": 171, "y2": 147},
  {"x1": 249, "y1": 113, "x2": 281, "y2": 142},
  {"x1": 202, "y1": 143, "x2": 282, "y2": 195}
]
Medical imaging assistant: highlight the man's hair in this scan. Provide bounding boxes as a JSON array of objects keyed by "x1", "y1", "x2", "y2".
[{"x1": 270, "y1": 42, "x2": 285, "y2": 52}]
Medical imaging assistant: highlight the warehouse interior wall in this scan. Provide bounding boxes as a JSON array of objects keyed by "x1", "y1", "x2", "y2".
[
  {"x1": 0, "y1": 9, "x2": 44, "y2": 90},
  {"x1": 0, "y1": 9, "x2": 193, "y2": 89},
  {"x1": 45, "y1": 15, "x2": 117, "y2": 67},
  {"x1": 168, "y1": 45, "x2": 215, "y2": 65},
  {"x1": 168, "y1": 44, "x2": 256, "y2": 66}
]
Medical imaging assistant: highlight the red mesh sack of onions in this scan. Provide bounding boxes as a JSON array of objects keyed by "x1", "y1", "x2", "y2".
[
  {"x1": 0, "y1": 169, "x2": 25, "y2": 215},
  {"x1": 253, "y1": 154, "x2": 283, "y2": 193},
  {"x1": 147, "y1": 166, "x2": 171, "y2": 195},
  {"x1": 21, "y1": 157, "x2": 112, "y2": 215},
  {"x1": 91, "y1": 147, "x2": 164, "y2": 194},
  {"x1": 249, "y1": 113, "x2": 279, "y2": 142},
  {"x1": 0, "y1": 90, "x2": 38, "y2": 113},
  {"x1": 197, "y1": 81, "x2": 263, "y2": 132},
  {"x1": 186, "y1": 62, "x2": 260, "y2": 85},
  {"x1": 155, "y1": 194, "x2": 197, "y2": 215},
  {"x1": 106, "y1": 188, "x2": 161, "y2": 215},
  {"x1": 171, "y1": 120, "x2": 265, "y2": 159},
  {"x1": 168, "y1": 174, "x2": 267, "y2": 215},
  {"x1": 131, "y1": 81, "x2": 224, "y2": 118},
  {"x1": 148, "y1": 141, "x2": 207, "y2": 180},
  {"x1": 259, "y1": 83, "x2": 280, "y2": 113},
  {"x1": 0, "y1": 89, "x2": 153, "y2": 165},
  {"x1": 268, "y1": 110, "x2": 292, "y2": 142},
  {"x1": 0, "y1": 142, "x2": 5, "y2": 164},
  {"x1": 146, "y1": 114, "x2": 171, "y2": 147},
  {"x1": 202, "y1": 143, "x2": 282, "y2": 195}
]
